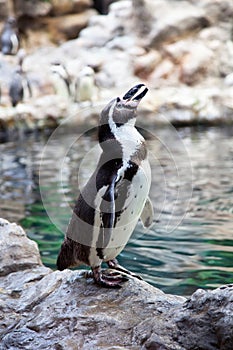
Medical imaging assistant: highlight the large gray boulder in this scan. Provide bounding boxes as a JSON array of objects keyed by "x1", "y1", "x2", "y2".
[{"x1": 0, "y1": 218, "x2": 232, "y2": 349}]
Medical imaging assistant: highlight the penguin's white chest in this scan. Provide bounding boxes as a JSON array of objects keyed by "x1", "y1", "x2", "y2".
[
  {"x1": 77, "y1": 76, "x2": 96, "y2": 102},
  {"x1": 88, "y1": 123, "x2": 151, "y2": 266},
  {"x1": 51, "y1": 74, "x2": 70, "y2": 100},
  {"x1": 109, "y1": 158, "x2": 151, "y2": 248},
  {"x1": 89, "y1": 157, "x2": 151, "y2": 266}
]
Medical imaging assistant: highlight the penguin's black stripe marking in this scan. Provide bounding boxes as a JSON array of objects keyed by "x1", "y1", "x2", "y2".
[
  {"x1": 98, "y1": 121, "x2": 115, "y2": 144},
  {"x1": 123, "y1": 84, "x2": 145, "y2": 100}
]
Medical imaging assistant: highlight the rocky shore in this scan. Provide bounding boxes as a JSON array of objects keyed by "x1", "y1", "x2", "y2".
[
  {"x1": 0, "y1": 218, "x2": 233, "y2": 350},
  {"x1": 1, "y1": 0, "x2": 233, "y2": 132}
]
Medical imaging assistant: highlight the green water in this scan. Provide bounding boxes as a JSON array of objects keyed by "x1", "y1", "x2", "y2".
[{"x1": 0, "y1": 124, "x2": 233, "y2": 296}]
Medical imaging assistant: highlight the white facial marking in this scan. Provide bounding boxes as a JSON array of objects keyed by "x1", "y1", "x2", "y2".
[{"x1": 108, "y1": 99, "x2": 145, "y2": 181}]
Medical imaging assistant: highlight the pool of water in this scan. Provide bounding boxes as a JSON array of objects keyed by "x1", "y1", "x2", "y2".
[{"x1": 0, "y1": 123, "x2": 233, "y2": 296}]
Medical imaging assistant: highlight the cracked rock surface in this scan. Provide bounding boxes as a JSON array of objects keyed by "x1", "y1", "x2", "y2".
[{"x1": 0, "y1": 219, "x2": 232, "y2": 350}]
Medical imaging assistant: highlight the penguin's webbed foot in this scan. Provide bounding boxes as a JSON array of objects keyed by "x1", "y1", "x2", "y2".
[
  {"x1": 107, "y1": 259, "x2": 143, "y2": 281},
  {"x1": 91, "y1": 266, "x2": 128, "y2": 288}
]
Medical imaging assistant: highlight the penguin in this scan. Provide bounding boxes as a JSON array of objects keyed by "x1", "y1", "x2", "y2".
[
  {"x1": 0, "y1": 17, "x2": 20, "y2": 55},
  {"x1": 9, "y1": 67, "x2": 24, "y2": 107},
  {"x1": 50, "y1": 62, "x2": 72, "y2": 101},
  {"x1": 74, "y1": 66, "x2": 97, "y2": 104},
  {"x1": 57, "y1": 84, "x2": 154, "y2": 288},
  {"x1": 9, "y1": 69, "x2": 32, "y2": 107},
  {"x1": 9, "y1": 50, "x2": 32, "y2": 107}
]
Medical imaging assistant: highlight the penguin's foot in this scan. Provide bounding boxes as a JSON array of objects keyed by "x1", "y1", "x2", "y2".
[
  {"x1": 107, "y1": 259, "x2": 143, "y2": 281},
  {"x1": 91, "y1": 266, "x2": 128, "y2": 288}
]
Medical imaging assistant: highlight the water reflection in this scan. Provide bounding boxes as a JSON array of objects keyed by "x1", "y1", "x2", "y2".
[{"x1": 0, "y1": 125, "x2": 232, "y2": 296}]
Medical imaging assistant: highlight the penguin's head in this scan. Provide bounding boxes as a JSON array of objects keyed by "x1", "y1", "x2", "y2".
[
  {"x1": 80, "y1": 66, "x2": 95, "y2": 77},
  {"x1": 100, "y1": 84, "x2": 148, "y2": 127},
  {"x1": 6, "y1": 17, "x2": 17, "y2": 28}
]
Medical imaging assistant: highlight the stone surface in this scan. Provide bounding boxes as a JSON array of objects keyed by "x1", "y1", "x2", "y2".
[
  {"x1": 179, "y1": 42, "x2": 216, "y2": 85},
  {"x1": 148, "y1": 1, "x2": 210, "y2": 48},
  {"x1": 0, "y1": 219, "x2": 232, "y2": 349},
  {"x1": 1, "y1": 0, "x2": 233, "y2": 128},
  {"x1": 0, "y1": 218, "x2": 42, "y2": 276},
  {"x1": 0, "y1": 0, "x2": 8, "y2": 20},
  {"x1": 50, "y1": 0, "x2": 92, "y2": 16},
  {"x1": 43, "y1": 9, "x2": 96, "y2": 41},
  {"x1": 14, "y1": 0, "x2": 53, "y2": 18}
]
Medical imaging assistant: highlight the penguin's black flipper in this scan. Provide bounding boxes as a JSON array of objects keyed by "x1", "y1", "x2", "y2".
[
  {"x1": 101, "y1": 179, "x2": 116, "y2": 229},
  {"x1": 98, "y1": 176, "x2": 117, "y2": 250}
]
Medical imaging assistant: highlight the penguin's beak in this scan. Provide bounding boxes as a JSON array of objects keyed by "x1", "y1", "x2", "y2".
[{"x1": 122, "y1": 84, "x2": 148, "y2": 104}]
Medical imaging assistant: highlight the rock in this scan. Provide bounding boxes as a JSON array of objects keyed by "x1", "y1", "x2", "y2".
[
  {"x1": 179, "y1": 42, "x2": 215, "y2": 85},
  {"x1": 0, "y1": 95, "x2": 67, "y2": 132},
  {"x1": 79, "y1": 22, "x2": 112, "y2": 47},
  {"x1": 14, "y1": 0, "x2": 52, "y2": 18},
  {"x1": 200, "y1": 0, "x2": 233, "y2": 23},
  {"x1": 50, "y1": 0, "x2": 92, "y2": 16},
  {"x1": 176, "y1": 286, "x2": 233, "y2": 350},
  {"x1": 0, "y1": 0, "x2": 8, "y2": 20},
  {"x1": 2, "y1": 0, "x2": 233, "y2": 127},
  {"x1": 42, "y1": 9, "x2": 96, "y2": 42},
  {"x1": 148, "y1": 1, "x2": 210, "y2": 48},
  {"x1": 133, "y1": 50, "x2": 162, "y2": 79},
  {"x1": 0, "y1": 218, "x2": 233, "y2": 350},
  {"x1": 224, "y1": 72, "x2": 233, "y2": 86},
  {"x1": 149, "y1": 58, "x2": 176, "y2": 84},
  {"x1": 0, "y1": 218, "x2": 42, "y2": 276},
  {"x1": 132, "y1": 0, "x2": 154, "y2": 35}
]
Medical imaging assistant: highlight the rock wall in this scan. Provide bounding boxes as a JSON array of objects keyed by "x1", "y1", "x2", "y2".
[
  {"x1": 0, "y1": 218, "x2": 233, "y2": 349},
  {"x1": 1, "y1": 0, "x2": 233, "y2": 130},
  {"x1": 0, "y1": 0, "x2": 95, "y2": 45}
]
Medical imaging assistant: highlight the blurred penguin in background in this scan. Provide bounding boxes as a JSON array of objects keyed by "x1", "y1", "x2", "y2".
[
  {"x1": 74, "y1": 66, "x2": 98, "y2": 104},
  {"x1": 0, "y1": 17, "x2": 20, "y2": 55},
  {"x1": 9, "y1": 50, "x2": 32, "y2": 107},
  {"x1": 50, "y1": 61, "x2": 72, "y2": 101},
  {"x1": 9, "y1": 67, "x2": 24, "y2": 107}
]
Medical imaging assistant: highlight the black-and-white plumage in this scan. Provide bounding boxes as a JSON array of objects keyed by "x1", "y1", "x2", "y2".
[
  {"x1": 57, "y1": 84, "x2": 154, "y2": 288},
  {"x1": 0, "y1": 17, "x2": 20, "y2": 55},
  {"x1": 9, "y1": 67, "x2": 32, "y2": 107},
  {"x1": 50, "y1": 62, "x2": 72, "y2": 100},
  {"x1": 9, "y1": 50, "x2": 32, "y2": 107},
  {"x1": 74, "y1": 66, "x2": 97, "y2": 104},
  {"x1": 9, "y1": 67, "x2": 24, "y2": 107}
]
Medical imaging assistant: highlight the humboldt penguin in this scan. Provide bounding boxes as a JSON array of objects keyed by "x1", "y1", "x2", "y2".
[
  {"x1": 74, "y1": 66, "x2": 97, "y2": 104},
  {"x1": 0, "y1": 17, "x2": 20, "y2": 55},
  {"x1": 9, "y1": 67, "x2": 24, "y2": 107},
  {"x1": 50, "y1": 62, "x2": 72, "y2": 100},
  {"x1": 9, "y1": 50, "x2": 32, "y2": 107},
  {"x1": 57, "y1": 84, "x2": 154, "y2": 288}
]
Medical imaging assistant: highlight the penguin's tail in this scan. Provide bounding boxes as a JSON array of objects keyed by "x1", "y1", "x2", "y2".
[
  {"x1": 57, "y1": 237, "x2": 83, "y2": 270},
  {"x1": 57, "y1": 239, "x2": 75, "y2": 270}
]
